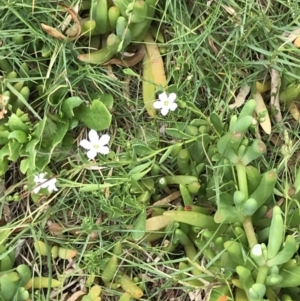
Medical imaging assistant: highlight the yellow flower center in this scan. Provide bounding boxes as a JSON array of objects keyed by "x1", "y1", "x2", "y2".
[{"x1": 164, "y1": 101, "x2": 169, "y2": 106}]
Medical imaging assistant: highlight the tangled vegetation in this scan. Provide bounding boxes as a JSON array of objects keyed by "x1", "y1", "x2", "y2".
[{"x1": 1, "y1": 0, "x2": 300, "y2": 300}]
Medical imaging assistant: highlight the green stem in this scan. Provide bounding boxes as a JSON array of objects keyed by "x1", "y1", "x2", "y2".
[
  {"x1": 236, "y1": 162, "x2": 248, "y2": 199},
  {"x1": 236, "y1": 162, "x2": 258, "y2": 247},
  {"x1": 256, "y1": 265, "x2": 269, "y2": 284},
  {"x1": 243, "y1": 216, "x2": 258, "y2": 248}
]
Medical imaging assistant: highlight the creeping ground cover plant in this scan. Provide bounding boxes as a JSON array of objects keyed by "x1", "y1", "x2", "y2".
[{"x1": 3, "y1": 0, "x2": 300, "y2": 300}]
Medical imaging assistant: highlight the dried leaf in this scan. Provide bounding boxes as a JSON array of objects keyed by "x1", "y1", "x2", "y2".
[
  {"x1": 253, "y1": 91, "x2": 271, "y2": 134},
  {"x1": 208, "y1": 37, "x2": 219, "y2": 55},
  {"x1": 143, "y1": 32, "x2": 167, "y2": 88},
  {"x1": 41, "y1": 23, "x2": 67, "y2": 40},
  {"x1": 152, "y1": 191, "x2": 181, "y2": 206},
  {"x1": 103, "y1": 44, "x2": 146, "y2": 67},
  {"x1": 142, "y1": 50, "x2": 157, "y2": 118},
  {"x1": 294, "y1": 36, "x2": 300, "y2": 48},
  {"x1": 0, "y1": 95, "x2": 8, "y2": 119},
  {"x1": 270, "y1": 69, "x2": 282, "y2": 122},
  {"x1": 189, "y1": 290, "x2": 203, "y2": 301},
  {"x1": 48, "y1": 222, "x2": 64, "y2": 235},
  {"x1": 229, "y1": 84, "x2": 250, "y2": 109},
  {"x1": 58, "y1": 2, "x2": 81, "y2": 39},
  {"x1": 41, "y1": 2, "x2": 81, "y2": 41},
  {"x1": 104, "y1": 65, "x2": 119, "y2": 80},
  {"x1": 66, "y1": 291, "x2": 86, "y2": 301},
  {"x1": 60, "y1": 1, "x2": 80, "y2": 31},
  {"x1": 281, "y1": 28, "x2": 300, "y2": 43},
  {"x1": 270, "y1": 134, "x2": 282, "y2": 146},
  {"x1": 142, "y1": 33, "x2": 168, "y2": 117},
  {"x1": 65, "y1": 24, "x2": 81, "y2": 38},
  {"x1": 289, "y1": 102, "x2": 300, "y2": 121}
]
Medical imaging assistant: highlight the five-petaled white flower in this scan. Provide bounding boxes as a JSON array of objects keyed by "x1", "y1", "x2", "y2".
[
  {"x1": 33, "y1": 173, "x2": 58, "y2": 194},
  {"x1": 153, "y1": 92, "x2": 177, "y2": 116},
  {"x1": 80, "y1": 129, "x2": 110, "y2": 160}
]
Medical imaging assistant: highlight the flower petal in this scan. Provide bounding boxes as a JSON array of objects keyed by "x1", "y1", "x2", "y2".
[
  {"x1": 98, "y1": 146, "x2": 109, "y2": 155},
  {"x1": 88, "y1": 129, "x2": 99, "y2": 144},
  {"x1": 153, "y1": 101, "x2": 163, "y2": 109},
  {"x1": 47, "y1": 180, "x2": 58, "y2": 192},
  {"x1": 80, "y1": 139, "x2": 92, "y2": 150},
  {"x1": 161, "y1": 107, "x2": 169, "y2": 116},
  {"x1": 168, "y1": 93, "x2": 177, "y2": 102},
  {"x1": 33, "y1": 186, "x2": 41, "y2": 194},
  {"x1": 169, "y1": 102, "x2": 178, "y2": 111},
  {"x1": 34, "y1": 173, "x2": 45, "y2": 184},
  {"x1": 158, "y1": 92, "x2": 168, "y2": 102},
  {"x1": 47, "y1": 178, "x2": 57, "y2": 186},
  {"x1": 99, "y1": 134, "x2": 110, "y2": 146},
  {"x1": 34, "y1": 175, "x2": 41, "y2": 184},
  {"x1": 87, "y1": 149, "x2": 97, "y2": 160},
  {"x1": 41, "y1": 180, "x2": 50, "y2": 188}
]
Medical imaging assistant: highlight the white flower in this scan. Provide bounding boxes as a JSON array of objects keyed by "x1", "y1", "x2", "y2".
[
  {"x1": 33, "y1": 173, "x2": 58, "y2": 194},
  {"x1": 80, "y1": 129, "x2": 110, "y2": 160},
  {"x1": 153, "y1": 92, "x2": 177, "y2": 116}
]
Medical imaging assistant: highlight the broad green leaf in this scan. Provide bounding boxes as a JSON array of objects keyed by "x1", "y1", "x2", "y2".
[
  {"x1": 61, "y1": 96, "x2": 84, "y2": 118},
  {"x1": 8, "y1": 140, "x2": 22, "y2": 161},
  {"x1": 20, "y1": 158, "x2": 30, "y2": 174},
  {"x1": 75, "y1": 99, "x2": 111, "y2": 131},
  {"x1": 0, "y1": 130, "x2": 9, "y2": 145},
  {"x1": 159, "y1": 145, "x2": 178, "y2": 164},
  {"x1": 34, "y1": 117, "x2": 47, "y2": 138},
  {"x1": 0, "y1": 157, "x2": 8, "y2": 176},
  {"x1": 48, "y1": 85, "x2": 68, "y2": 105},
  {"x1": 89, "y1": 93, "x2": 114, "y2": 109},
  {"x1": 140, "y1": 178, "x2": 154, "y2": 191},
  {"x1": 190, "y1": 119, "x2": 210, "y2": 126},
  {"x1": 25, "y1": 138, "x2": 39, "y2": 171},
  {"x1": 0, "y1": 145, "x2": 10, "y2": 160},
  {"x1": 41, "y1": 117, "x2": 58, "y2": 142},
  {"x1": 8, "y1": 130, "x2": 28, "y2": 143},
  {"x1": 132, "y1": 209, "x2": 146, "y2": 241},
  {"x1": 132, "y1": 144, "x2": 154, "y2": 156},
  {"x1": 36, "y1": 119, "x2": 69, "y2": 170},
  {"x1": 128, "y1": 161, "x2": 152, "y2": 175},
  {"x1": 7, "y1": 114, "x2": 29, "y2": 133},
  {"x1": 99, "y1": 94, "x2": 114, "y2": 109},
  {"x1": 130, "y1": 178, "x2": 145, "y2": 194},
  {"x1": 165, "y1": 128, "x2": 191, "y2": 139},
  {"x1": 69, "y1": 119, "x2": 79, "y2": 130},
  {"x1": 131, "y1": 167, "x2": 152, "y2": 181}
]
